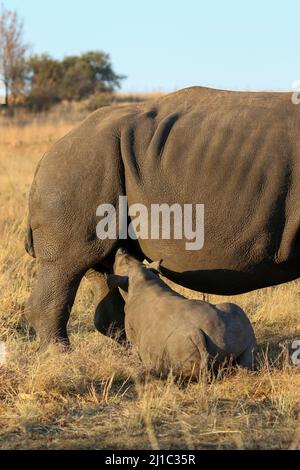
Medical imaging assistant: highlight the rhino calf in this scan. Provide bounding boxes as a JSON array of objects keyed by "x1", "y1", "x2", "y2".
[{"x1": 107, "y1": 248, "x2": 257, "y2": 378}]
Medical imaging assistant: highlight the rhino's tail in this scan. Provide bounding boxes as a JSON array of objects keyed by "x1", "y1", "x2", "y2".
[{"x1": 24, "y1": 219, "x2": 35, "y2": 258}]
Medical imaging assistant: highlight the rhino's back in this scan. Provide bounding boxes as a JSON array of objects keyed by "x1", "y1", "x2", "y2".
[
  {"x1": 188, "y1": 301, "x2": 255, "y2": 357},
  {"x1": 121, "y1": 87, "x2": 300, "y2": 290}
]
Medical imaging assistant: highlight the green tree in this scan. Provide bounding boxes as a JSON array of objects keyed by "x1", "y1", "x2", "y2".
[
  {"x1": 25, "y1": 54, "x2": 62, "y2": 111},
  {"x1": 24, "y1": 51, "x2": 124, "y2": 111},
  {"x1": 59, "y1": 51, "x2": 124, "y2": 101}
]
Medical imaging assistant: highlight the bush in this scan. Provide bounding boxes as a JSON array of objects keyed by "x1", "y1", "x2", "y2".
[{"x1": 86, "y1": 92, "x2": 114, "y2": 111}]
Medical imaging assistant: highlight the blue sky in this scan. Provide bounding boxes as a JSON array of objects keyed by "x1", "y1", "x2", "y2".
[{"x1": 5, "y1": 0, "x2": 300, "y2": 92}]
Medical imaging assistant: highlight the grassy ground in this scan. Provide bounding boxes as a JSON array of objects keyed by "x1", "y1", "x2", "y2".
[{"x1": 0, "y1": 112, "x2": 299, "y2": 450}]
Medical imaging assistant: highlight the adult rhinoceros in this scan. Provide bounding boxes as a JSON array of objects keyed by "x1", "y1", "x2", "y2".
[{"x1": 25, "y1": 86, "x2": 300, "y2": 348}]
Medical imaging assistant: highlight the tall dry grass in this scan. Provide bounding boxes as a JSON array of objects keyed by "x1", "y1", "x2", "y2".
[{"x1": 0, "y1": 110, "x2": 299, "y2": 449}]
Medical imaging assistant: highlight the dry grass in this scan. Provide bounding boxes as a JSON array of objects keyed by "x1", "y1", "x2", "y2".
[{"x1": 0, "y1": 111, "x2": 299, "y2": 450}]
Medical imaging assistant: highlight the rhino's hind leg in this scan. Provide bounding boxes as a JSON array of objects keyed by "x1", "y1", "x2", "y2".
[
  {"x1": 237, "y1": 343, "x2": 258, "y2": 370},
  {"x1": 178, "y1": 330, "x2": 209, "y2": 379},
  {"x1": 25, "y1": 261, "x2": 84, "y2": 349},
  {"x1": 87, "y1": 270, "x2": 126, "y2": 342}
]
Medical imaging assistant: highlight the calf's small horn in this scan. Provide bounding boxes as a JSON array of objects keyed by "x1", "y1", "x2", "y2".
[{"x1": 147, "y1": 260, "x2": 163, "y2": 274}]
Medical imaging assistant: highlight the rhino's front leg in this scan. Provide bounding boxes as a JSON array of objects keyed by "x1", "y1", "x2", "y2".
[{"x1": 86, "y1": 270, "x2": 126, "y2": 342}]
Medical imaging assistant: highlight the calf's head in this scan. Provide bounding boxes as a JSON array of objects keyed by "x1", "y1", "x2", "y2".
[{"x1": 106, "y1": 248, "x2": 162, "y2": 300}]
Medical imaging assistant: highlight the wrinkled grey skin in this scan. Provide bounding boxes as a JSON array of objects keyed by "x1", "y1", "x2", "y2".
[
  {"x1": 25, "y1": 86, "x2": 300, "y2": 348},
  {"x1": 107, "y1": 249, "x2": 257, "y2": 377}
]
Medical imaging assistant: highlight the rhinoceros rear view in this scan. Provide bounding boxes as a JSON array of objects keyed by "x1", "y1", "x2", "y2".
[{"x1": 24, "y1": 86, "x2": 300, "y2": 347}]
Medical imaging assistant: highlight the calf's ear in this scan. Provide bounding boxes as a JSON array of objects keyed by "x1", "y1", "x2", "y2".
[
  {"x1": 146, "y1": 259, "x2": 163, "y2": 274},
  {"x1": 105, "y1": 273, "x2": 128, "y2": 291}
]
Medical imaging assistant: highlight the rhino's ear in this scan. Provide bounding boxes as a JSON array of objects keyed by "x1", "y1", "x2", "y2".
[
  {"x1": 146, "y1": 259, "x2": 163, "y2": 274},
  {"x1": 105, "y1": 273, "x2": 128, "y2": 291}
]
